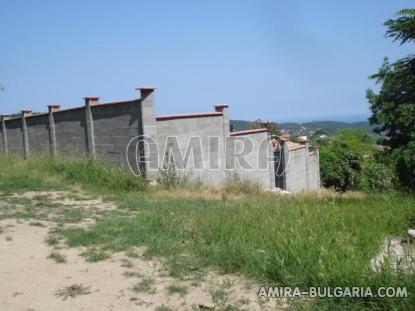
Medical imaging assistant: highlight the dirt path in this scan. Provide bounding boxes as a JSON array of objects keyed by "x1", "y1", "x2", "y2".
[{"x1": 0, "y1": 192, "x2": 285, "y2": 311}]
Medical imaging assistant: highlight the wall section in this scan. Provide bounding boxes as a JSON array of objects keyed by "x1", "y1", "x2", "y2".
[{"x1": 155, "y1": 115, "x2": 227, "y2": 185}]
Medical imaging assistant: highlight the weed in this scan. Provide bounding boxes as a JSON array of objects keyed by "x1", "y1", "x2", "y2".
[
  {"x1": 1, "y1": 155, "x2": 415, "y2": 310},
  {"x1": 48, "y1": 251, "x2": 67, "y2": 263},
  {"x1": 55, "y1": 284, "x2": 91, "y2": 300},
  {"x1": 126, "y1": 249, "x2": 140, "y2": 258},
  {"x1": 46, "y1": 235, "x2": 60, "y2": 246},
  {"x1": 81, "y1": 248, "x2": 110, "y2": 262},
  {"x1": 238, "y1": 297, "x2": 250, "y2": 305},
  {"x1": 210, "y1": 288, "x2": 229, "y2": 306},
  {"x1": 221, "y1": 173, "x2": 260, "y2": 195},
  {"x1": 120, "y1": 258, "x2": 134, "y2": 268},
  {"x1": 157, "y1": 148, "x2": 188, "y2": 189},
  {"x1": 155, "y1": 305, "x2": 173, "y2": 311},
  {"x1": 167, "y1": 284, "x2": 188, "y2": 296},
  {"x1": 29, "y1": 221, "x2": 46, "y2": 227},
  {"x1": 131, "y1": 278, "x2": 156, "y2": 294},
  {"x1": 123, "y1": 271, "x2": 143, "y2": 278}
]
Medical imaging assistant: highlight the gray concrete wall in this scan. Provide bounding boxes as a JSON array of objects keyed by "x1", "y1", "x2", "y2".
[
  {"x1": 306, "y1": 151, "x2": 319, "y2": 190},
  {"x1": 285, "y1": 146, "x2": 308, "y2": 192},
  {"x1": 92, "y1": 100, "x2": 142, "y2": 168},
  {"x1": 1, "y1": 99, "x2": 144, "y2": 174},
  {"x1": 228, "y1": 131, "x2": 275, "y2": 189},
  {"x1": 5, "y1": 118, "x2": 23, "y2": 154},
  {"x1": 26, "y1": 114, "x2": 51, "y2": 153},
  {"x1": 53, "y1": 108, "x2": 88, "y2": 155},
  {"x1": 284, "y1": 144, "x2": 320, "y2": 192},
  {"x1": 155, "y1": 115, "x2": 227, "y2": 185},
  {"x1": 0, "y1": 89, "x2": 319, "y2": 191}
]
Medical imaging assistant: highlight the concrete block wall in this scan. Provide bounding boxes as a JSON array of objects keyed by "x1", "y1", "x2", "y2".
[
  {"x1": 52, "y1": 108, "x2": 88, "y2": 155},
  {"x1": 228, "y1": 129, "x2": 275, "y2": 189},
  {"x1": 155, "y1": 113, "x2": 227, "y2": 185},
  {"x1": 0, "y1": 95, "x2": 144, "y2": 168},
  {"x1": 154, "y1": 107, "x2": 276, "y2": 189},
  {"x1": 1, "y1": 87, "x2": 319, "y2": 191},
  {"x1": 306, "y1": 150, "x2": 320, "y2": 190},
  {"x1": 284, "y1": 143, "x2": 320, "y2": 192},
  {"x1": 4, "y1": 118, "x2": 24, "y2": 154},
  {"x1": 26, "y1": 114, "x2": 51, "y2": 153},
  {"x1": 285, "y1": 146, "x2": 308, "y2": 192},
  {"x1": 92, "y1": 100, "x2": 142, "y2": 168}
]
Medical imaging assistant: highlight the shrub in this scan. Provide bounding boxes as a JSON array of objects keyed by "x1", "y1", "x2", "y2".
[
  {"x1": 319, "y1": 129, "x2": 396, "y2": 192},
  {"x1": 394, "y1": 141, "x2": 415, "y2": 191},
  {"x1": 359, "y1": 154, "x2": 395, "y2": 191},
  {"x1": 157, "y1": 149, "x2": 188, "y2": 189}
]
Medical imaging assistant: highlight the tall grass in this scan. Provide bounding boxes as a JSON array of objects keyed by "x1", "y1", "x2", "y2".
[
  {"x1": 0, "y1": 154, "x2": 147, "y2": 193},
  {"x1": 0, "y1": 154, "x2": 414, "y2": 310}
]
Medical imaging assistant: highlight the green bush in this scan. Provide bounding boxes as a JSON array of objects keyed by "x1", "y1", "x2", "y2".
[
  {"x1": 394, "y1": 141, "x2": 415, "y2": 191},
  {"x1": 359, "y1": 154, "x2": 395, "y2": 191},
  {"x1": 319, "y1": 129, "x2": 396, "y2": 192}
]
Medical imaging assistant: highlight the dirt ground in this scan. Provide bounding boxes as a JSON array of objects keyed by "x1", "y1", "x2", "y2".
[{"x1": 0, "y1": 191, "x2": 286, "y2": 311}]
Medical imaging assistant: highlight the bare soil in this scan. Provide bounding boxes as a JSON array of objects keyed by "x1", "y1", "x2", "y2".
[{"x1": 0, "y1": 191, "x2": 285, "y2": 311}]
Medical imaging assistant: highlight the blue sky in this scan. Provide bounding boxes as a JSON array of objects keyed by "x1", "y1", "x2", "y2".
[{"x1": 0, "y1": 0, "x2": 413, "y2": 122}]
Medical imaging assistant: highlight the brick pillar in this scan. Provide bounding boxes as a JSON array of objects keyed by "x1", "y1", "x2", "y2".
[
  {"x1": 84, "y1": 96, "x2": 99, "y2": 159},
  {"x1": 1, "y1": 115, "x2": 10, "y2": 154},
  {"x1": 21, "y1": 110, "x2": 32, "y2": 159},
  {"x1": 48, "y1": 105, "x2": 60, "y2": 158},
  {"x1": 136, "y1": 86, "x2": 158, "y2": 180}
]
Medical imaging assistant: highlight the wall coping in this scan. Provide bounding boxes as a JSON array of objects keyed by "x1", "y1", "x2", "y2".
[
  {"x1": 2, "y1": 98, "x2": 140, "y2": 120},
  {"x1": 156, "y1": 112, "x2": 223, "y2": 121},
  {"x1": 91, "y1": 98, "x2": 140, "y2": 108},
  {"x1": 230, "y1": 128, "x2": 268, "y2": 136},
  {"x1": 214, "y1": 104, "x2": 229, "y2": 109},
  {"x1": 288, "y1": 145, "x2": 306, "y2": 152}
]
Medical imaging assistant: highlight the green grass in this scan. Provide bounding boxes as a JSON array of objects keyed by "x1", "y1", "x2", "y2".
[
  {"x1": 46, "y1": 235, "x2": 60, "y2": 246},
  {"x1": 166, "y1": 284, "x2": 188, "y2": 296},
  {"x1": 210, "y1": 288, "x2": 229, "y2": 306},
  {"x1": 48, "y1": 251, "x2": 67, "y2": 263},
  {"x1": 0, "y1": 154, "x2": 147, "y2": 194},
  {"x1": 131, "y1": 278, "x2": 155, "y2": 294},
  {"x1": 0, "y1": 154, "x2": 414, "y2": 310},
  {"x1": 155, "y1": 305, "x2": 173, "y2": 311},
  {"x1": 81, "y1": 248, "x2": 110, "y2": 262},
  {"x1": 120, "y1": 258, "x2": 134, "y2": 268}
]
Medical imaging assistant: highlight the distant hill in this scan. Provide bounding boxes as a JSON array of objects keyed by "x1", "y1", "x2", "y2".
[
  {"x1": 230, "y1": 120, "x2": 377, "y2": 136},
  {"x1": 230, "y1": 120, "x2": 252, "y2": 132}
]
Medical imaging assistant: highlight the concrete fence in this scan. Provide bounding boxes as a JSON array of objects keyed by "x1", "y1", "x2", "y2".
[
  {"x1": 0, "y1": 87, "x2": 320, "y2": 192},
  {"x1": 0, "y1": 88, "x2": 152, "y2": 169}
]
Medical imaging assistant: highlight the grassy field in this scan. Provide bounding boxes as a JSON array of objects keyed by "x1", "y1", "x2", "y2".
[{"x1": 0, "y1": 154, "x2": 414, "y2": 310}]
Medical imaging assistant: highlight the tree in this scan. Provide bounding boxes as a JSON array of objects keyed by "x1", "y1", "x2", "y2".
[
  {"x1": 366, "y1": 9, "x2": 415, "y2": 190},
  {"x1": 249, "y1": 119, "x2": 281, "y2": 137}
]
